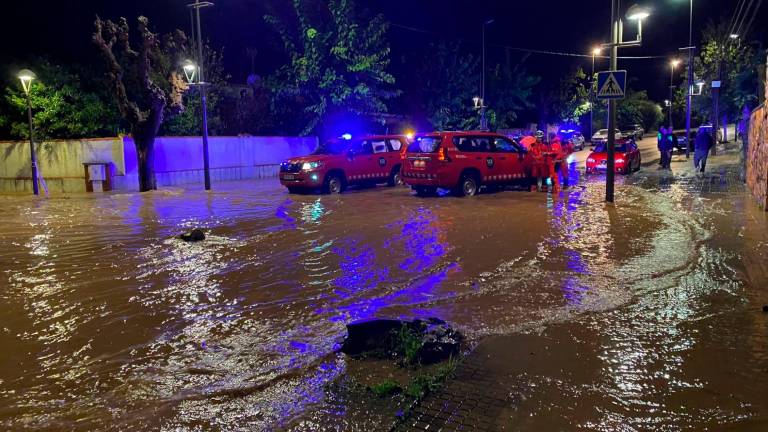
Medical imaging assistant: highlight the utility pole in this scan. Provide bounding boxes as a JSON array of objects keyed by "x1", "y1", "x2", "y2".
[
  {"x1": 713, "y1": 59, "x2": 722, "y2": 156},
  {"x1": 480, "y1": 19, "x2": 494, "y2": 131},
  {"x1": 189, "y1": 0, "x2": 214, "y2": 190}
]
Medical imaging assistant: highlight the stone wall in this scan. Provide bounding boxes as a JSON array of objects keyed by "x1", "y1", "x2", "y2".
[
  {"x1": 747, "y1": 104, "x2": 768, "y2": 209},
  {"x1": 0, "y1": 135, "x2": 317, "y2": 194}
]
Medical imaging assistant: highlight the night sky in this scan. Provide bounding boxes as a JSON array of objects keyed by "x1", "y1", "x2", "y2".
[{"x1": 2, "y1": 0, "x2": 765, "y2": 104}]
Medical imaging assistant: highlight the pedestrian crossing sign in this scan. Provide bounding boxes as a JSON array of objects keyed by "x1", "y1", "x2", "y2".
[{"x1": 596, "y1": 70, "x2": 627, "y2": 100}]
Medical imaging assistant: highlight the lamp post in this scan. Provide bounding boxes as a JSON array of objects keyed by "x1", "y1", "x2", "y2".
[
  {"x1": 591, "y1": 47, "x2": 602, "y2": 141},
  {"x1": 480, "y1": 19, "x2": 494, "y2": 131},
  {"x1": 603, "y1": 2, "x2": 650, "y2": 203},
  {"x1": 669, "y1": 59, "x2": 681, "y2": 130},
  {"x1": 18, "y1": 69, "x2": 39, "y2": 196},
  {"x1": 188, "y1": 0, "x2": 214, "y2": 190},
  {"x1": 683, "y1": 0, "x2": 694, "y2": 159}
]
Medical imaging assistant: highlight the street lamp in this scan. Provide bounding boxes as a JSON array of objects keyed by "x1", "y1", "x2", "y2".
[
  {"x1": 601, "y1": 2, "x2": 651, "y2": 203},
  {"x1": 187, "y1": 0, "x2": 214, "y2": 191},
  {"x1": 18, "y1": 69, "x2": 39, "y2": 196},
  {"x1": 669, "y1": 59, "x2": 681, "y2": 130},
  {"x1": 590, "y1": 47, "x2": 602, "y2": 141},
  {"x1": 183, "y1": 59, "x2": 198, "y2": 84}
]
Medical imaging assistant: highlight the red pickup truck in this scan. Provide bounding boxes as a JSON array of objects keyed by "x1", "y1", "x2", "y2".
[
  {"x1": 401, "y1": 131, "x2": 534, "y2": 196},
  {"x1": 279, "y1": 135, "x2": 408, "y2": 194}
]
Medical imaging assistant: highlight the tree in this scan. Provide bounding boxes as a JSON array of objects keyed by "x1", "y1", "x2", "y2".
[
  {"x1": 418, "y1": 41, "x2": 480, "y2": 131},
  {"x1": 264, "y1": 0, "x2": 399, "y2": 138},
  {"x1": 161, "y1": 43, "x2": 229, "y2": 136},
  {"x1": 690, "y1": 21, "x2": 759, "y2": 128},
  {"x1": 0, "y1": 59, "x2": 120, "y2": 140},
  {"x1": 93, "y1": 16, "x2": 187, "y2": 192},
  {"x1": 485, "y1": 52, "x2": 540, "y2": 130},
  {"x1": 553, "y1": 66, "x2": 590, "y2": 124}
]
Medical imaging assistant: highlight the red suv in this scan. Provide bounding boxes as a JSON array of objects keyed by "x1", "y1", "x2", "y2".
[
  {"x1": 401, "y1": 131, "x2": 533, "y2": 196},
  {"x1": 279, "y1": 135, "x2": 408, "y2": 194}
]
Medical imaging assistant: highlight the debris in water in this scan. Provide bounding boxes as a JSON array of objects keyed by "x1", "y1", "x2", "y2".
[
  {"x1": 341, "y1": 317, "x2": 464, "y2": 364},
  {"x1": 178, "y1": 228, "x2": 206, "y2": 242}
]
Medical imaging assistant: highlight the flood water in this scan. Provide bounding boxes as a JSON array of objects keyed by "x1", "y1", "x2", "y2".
[{"x1": 1, "y1": 166, "x2": 767, "y2": 431}]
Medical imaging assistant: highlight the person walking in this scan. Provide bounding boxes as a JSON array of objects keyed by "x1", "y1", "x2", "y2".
[
  {"x1": 657, "y1": 126, "x2": 666, "y2": 167},
  {"x1": 694, "y1": 127, "x2": 713, "y2": 173}
]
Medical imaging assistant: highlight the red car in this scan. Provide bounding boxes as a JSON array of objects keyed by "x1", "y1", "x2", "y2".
[
  {"x1": 585, "y1": 139, "x2": 641, "y2": 174},
  {"x1": 401, "y1": 131, "x2": 533, "y2": 197},
  {"x1": 279, "y1": 135, "x2": 407, "y2": 194}
]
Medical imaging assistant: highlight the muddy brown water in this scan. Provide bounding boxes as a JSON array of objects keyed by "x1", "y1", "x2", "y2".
[{"x1": 1, "y1": 167, "x2": 767, "y2": 431}]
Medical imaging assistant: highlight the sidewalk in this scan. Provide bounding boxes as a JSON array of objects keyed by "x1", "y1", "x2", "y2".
[{"x1": 396, "y1": 146, "x2": 757, "y2": 432}]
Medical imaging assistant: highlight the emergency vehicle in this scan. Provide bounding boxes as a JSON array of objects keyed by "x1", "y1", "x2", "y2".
[
  {"x1": 401, "y1": 131, "x2": 533, "y2": 196},
  {"x1": 279, "y1": 135, "x2": 408, "y2": 194}
]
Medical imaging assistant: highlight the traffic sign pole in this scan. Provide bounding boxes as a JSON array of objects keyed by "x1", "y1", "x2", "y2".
[{"x1": 606, "y1": 3, "x2": 618, "y2": 203}]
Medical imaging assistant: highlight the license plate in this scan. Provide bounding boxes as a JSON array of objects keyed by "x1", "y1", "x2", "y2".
[{"x1": 283, "y1": 174, "x2": 295, "y2": 180}]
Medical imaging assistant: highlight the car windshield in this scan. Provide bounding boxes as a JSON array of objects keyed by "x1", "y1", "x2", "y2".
[
  {"x1": 312, "y1": 139, "x2": 352, "y2": 155},
  {"x1": 407, "y1": 137, "x2": 442, "y2": 153},
  {"x1": 594, "y1": 143, "x2": 629, "y2": 153}
]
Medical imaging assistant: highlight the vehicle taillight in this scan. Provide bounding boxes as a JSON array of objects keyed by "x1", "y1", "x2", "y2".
[{"x1": 438, "y1": 147, "x2": 447, "y2": 161}]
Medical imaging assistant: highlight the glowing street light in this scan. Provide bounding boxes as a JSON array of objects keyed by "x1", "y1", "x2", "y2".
[
  {"x1": 730, "y1": 33, "x2": 739, "y2": 39},
  {"x1": 17, "y1": 69, "x2": 39, "y2": 196},
  {"x1": 182, "y1": 60, "x2": 198, "y2": 84}
]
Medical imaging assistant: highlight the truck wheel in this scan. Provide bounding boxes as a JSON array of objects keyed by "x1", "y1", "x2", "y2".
[
  {"x1": 387, "y1": 167, "x2": 401, "y2": 187},
  {"x1": 323, "y1": 174, "x2": 344, "y2": 194},
  {"x1": 455, "y1": 174, "x2": 479, "y2": 197}
]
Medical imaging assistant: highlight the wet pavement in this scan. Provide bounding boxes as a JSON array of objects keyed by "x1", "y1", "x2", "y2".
[{"x1": 1, "y1": 148, "x2": 767, "y2": 431}]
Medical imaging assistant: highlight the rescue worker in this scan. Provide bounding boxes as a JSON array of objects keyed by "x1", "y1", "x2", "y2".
[
  {"x1": 529, "y1": 131, "x2": 547, "y2": 192},
  {"x1": 549, "y1": 136, "x2": 566, "y2": 192},
  {"x1": 694, "y1": 127, "x2": 713, "y2": 173}
]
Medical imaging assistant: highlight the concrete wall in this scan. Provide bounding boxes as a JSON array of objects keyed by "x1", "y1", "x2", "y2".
[
  {"x1": 117, "y1": 135, "x2": 317, "y2": 191},
  {"x1": 0, "y1": 135, "x2": 317, "y2": 194},
  {"x1": 0, "y1": 138, "x2": 124, "y2": 193},
  {"x1": 747, "y1": 104, "x2": 768, "y2": 209}
]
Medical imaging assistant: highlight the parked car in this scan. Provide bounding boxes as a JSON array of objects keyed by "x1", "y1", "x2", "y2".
[
  {"x1": 591, "y1": 129, "x2": 623, "y2": 146},
  {"x1": 698, "y1": 123, "x2": 724, "y2": 142},
  {"x1": 558, "y1": 129, "x2": 586, "y2": 151},
  {"x1": 401, "y1": 131, "x2": 533, "y2": 197},
  {"x1": 585, "y1": 139, "x2": 641, "y2": 174},
  {"x1": 279, "y1": 135, "x2": 407, "y2": 194},
  {"x1": 626, "y1": 124, "x2": 645, "y2": 140}
]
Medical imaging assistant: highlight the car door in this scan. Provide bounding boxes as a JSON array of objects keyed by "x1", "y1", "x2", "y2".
[
  {"x1": 491, "y1": 136, "x2": 527, "y2": 183},
  {"x1": 454, "y1": 135, "x2": 497, "y2": 183},
  {"x1": 369, "y1": 138, "x2": 392, "y2": 180},
  {"x1": 346, "y1": 140, "x2": 376, "y2": 184}
]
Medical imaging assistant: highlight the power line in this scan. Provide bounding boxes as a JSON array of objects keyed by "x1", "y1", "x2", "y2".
[{"x1": 392, "y1": 23, "x2": 675, "y2": 60}]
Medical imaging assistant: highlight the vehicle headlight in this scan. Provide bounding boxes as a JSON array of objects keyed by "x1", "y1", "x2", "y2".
[
  {"x1": 587, "y1": 158, "x2": 595, "y2": 163},
  {"x1": 302, "y1": 161, "x2": 322, "y2": 171},
  {"x1": 616, "y1": 158, "x2": 625, "y2": 163}
]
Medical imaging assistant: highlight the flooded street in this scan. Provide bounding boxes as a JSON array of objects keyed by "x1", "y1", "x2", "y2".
[{"x1": 2, "y1": 162, "x2": 768, "y2": 431}]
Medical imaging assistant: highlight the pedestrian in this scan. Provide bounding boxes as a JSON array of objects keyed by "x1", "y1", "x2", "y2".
[
  {"x1": 660, "y1": 127, "x2": 674, "y2": 169},
  {"x1": 657, "y1": 126, "x2": 666, "y2": 166},
  {"x1": 693, "y1": 127, "x2": 713, "y2": 173}
]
